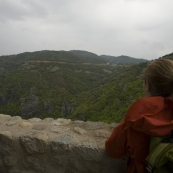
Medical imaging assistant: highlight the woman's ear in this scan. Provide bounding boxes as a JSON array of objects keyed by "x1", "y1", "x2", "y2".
[
  {"x1": 144, "y1": 80, "x2": 151, "y2": 97},
  {"x1": 146, "y1": 80, "x2": 150, "y2": 91}
]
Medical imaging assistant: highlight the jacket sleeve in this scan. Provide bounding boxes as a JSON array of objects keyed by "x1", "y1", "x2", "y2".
[{"x1": 105, "y1": 120, "x2": 128, "y2": 158}]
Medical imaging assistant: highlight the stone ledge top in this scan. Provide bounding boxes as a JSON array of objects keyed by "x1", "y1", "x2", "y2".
[{"x1": 0, "y1": 114, "x2": 118, "y2": 148}]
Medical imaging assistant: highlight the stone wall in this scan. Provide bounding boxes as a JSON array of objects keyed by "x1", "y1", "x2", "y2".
[{"x1": 0, "y1": 114, "x2": 127, "y2": 173}]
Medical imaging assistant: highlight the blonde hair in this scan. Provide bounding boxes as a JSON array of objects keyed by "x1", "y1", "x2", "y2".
[{"x1": 144, "y1": 59, "x2": 173, "y2": 97}]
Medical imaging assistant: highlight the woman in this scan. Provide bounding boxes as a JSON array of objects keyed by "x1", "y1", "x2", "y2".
[{"x1": 105, "y1": 59, "x2": 173, "y2": 173}]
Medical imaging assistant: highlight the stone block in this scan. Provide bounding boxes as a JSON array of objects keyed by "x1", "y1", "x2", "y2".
[
  {"x1": 51, "y1": 126, "x2": 70, "y2": 134},
  {"x1": 19, "y1": 121, "x2": 32, "y2": 128},
  {"x1": 20, "y1": 131, "x2": 48, "y2": 154},
  {"x1": 51, "y1": 118, "x2": 71, "y2": 126},
  {"x1": 52, "y1": 134, "x2": 72, "y2": 152},
  {"x1": 28, "y1": 118, "x2": 41, "y2": 123},
  {"x1": 65, "y1": 158, "x2": 87, "y2": 173},
  {"x1": 23, "y1": 156, "x2": 46, "y2": 172},
  {"x1": 32, "y1": 124, "x2": 46, "y2": 130},
  {"x1": 86, "y1": 121, "x2": 107, "y2": 130},
  {"x1": 94, "y1": 129, "x2": 110, "y2": 138},
  {"x1": 6, "y1": 121, "x2": 17, "y2": 126},
  {"x1": 72, "y1": 120, "x2": 84, "y2": 126},
  {"x1": 4, "y1": 155, "x2": 17, "y2": 166},
  {"x1": 43, "y1": 118, "x2": 54, "y2": 122},
  {"x1": 0, "y1": 114, "x2": 11, "y2": 121},
  {"x1": 10, "y1": 116, "x2": 22, "y2": 121},
  {"x1": 0, "y1": 131, "x2": 14, "y2": 155},
  {"x1": 73, "y1": 139, "x2": 102, "y2": 162},
  {"x1": 74, "y1": 127, "x2": 86, "y2": 135}
]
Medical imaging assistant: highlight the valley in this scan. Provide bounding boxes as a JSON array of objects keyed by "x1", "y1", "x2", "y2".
[{"x1": 1, "y1": 50, "x2": 172, "y2": 123}]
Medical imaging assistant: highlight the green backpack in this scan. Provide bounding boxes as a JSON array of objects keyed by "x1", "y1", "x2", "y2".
[{"x1": 146, "y1": 130, "x2": 173, "y2": 173}]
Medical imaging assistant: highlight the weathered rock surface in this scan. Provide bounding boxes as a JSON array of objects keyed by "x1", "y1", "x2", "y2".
[
  {"x1": 0, "y1": 130, "x2": 14, "y2": 155},
  {"x1": 0, "y1": 114, "x2": 127, "y2": 173},
  {"x1": 0, "y1": 93, "x2": 8, "y2": 105},
  {"x1": 21, "y1": 131, "x2": 48, "y2": 154},
  {"x1": 44, "y1": 101, "x2": 54, "y2": 113},
  {"x1": 61, "y1": 101, "x2": 76, "y2": 117},
  {"x1": 21, "y1": 93, "x2": 40, "y2": 119},
  {"x1": 52, "y1": 134, "x2": 72, "y2": 152}
]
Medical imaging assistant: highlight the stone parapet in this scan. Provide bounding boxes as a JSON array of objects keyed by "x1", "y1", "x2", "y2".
[{"x1": 0, "y1": 114, "x2": 127, "y2": 173}]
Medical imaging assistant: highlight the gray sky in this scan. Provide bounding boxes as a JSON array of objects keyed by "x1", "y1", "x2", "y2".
[{"x1": 0, "y1": 0, "x2": 173, "y2": 60}]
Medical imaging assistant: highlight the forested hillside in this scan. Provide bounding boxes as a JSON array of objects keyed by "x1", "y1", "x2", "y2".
[
  {"x1": 72, "y1": 62, "x2": 148, "y2": 123},
  {"x1": 100, "y1": 55, "x2": 147, "y2": 64},
  {"x1": 2, "y1": 50, "x2": 172, "y2": 123},
  {"x1": 73, "y1": 52, "x2": 173, "y2": 123}
]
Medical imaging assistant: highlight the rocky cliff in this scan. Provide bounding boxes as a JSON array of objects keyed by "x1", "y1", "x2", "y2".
[{"x1": 0, "y1": 114, "x2": 126, "y2": 173}]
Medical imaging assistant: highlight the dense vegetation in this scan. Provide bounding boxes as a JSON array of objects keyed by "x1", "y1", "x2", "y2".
[
  {"x1": 72, "y1": 62, "x2": 147, "y2": 123},
  {"x1": 1, "y1": 50, "x2": 172, "y2": 123}
]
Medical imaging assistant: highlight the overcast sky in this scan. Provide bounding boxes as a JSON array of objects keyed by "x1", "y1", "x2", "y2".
[{"x1": 0, "y1": 0, "x2": 173, "y2": 60}]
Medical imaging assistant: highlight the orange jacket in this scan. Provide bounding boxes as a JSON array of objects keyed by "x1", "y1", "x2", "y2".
[{"x1": 105, "y1": 96, "x2": 173, "y2": 173}]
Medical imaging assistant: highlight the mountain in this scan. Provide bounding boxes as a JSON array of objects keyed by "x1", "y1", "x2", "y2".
[
  {"x1": 100, "y1": 55, "x2": 147, "y2": 64},
  {"x1": 0, "y1": 50, "x2": 104, "y2": 64},
  {"x1": 0, "y1": 50, "x2": 168, "y2": 123},
  {"x1": 0, "y1": 50, "x2": 148, "y2": 67},
  {"x1": 0, "y1": 51, "x2": 107, "y2": 118},
  {"x1": 71, "y1": 52, "x2": 173, "y2": 123},
  {"x1": 72, "y1": 62, "x2": 148, "y2": 123},
  {"x1": 161, "y1": 52, "x2": 173, "y2": 59}
]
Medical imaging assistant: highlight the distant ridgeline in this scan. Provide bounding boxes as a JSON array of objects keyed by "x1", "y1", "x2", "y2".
[{"x1": 0, "y1": 50, "x2": 172, "y2": 123}]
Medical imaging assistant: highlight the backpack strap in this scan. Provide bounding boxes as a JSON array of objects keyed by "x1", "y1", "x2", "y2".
[{"x1": 146, "y1": 133, "x2": 173, "y2": 173}]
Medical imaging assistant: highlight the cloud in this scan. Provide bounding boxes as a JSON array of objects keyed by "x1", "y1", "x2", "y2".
[
  {"x1": 0, "y1": 0, "x2": 48, "y2": 22},
  {"x1": 0, "y1": 0, "x2": 173, "y2": 60}
]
